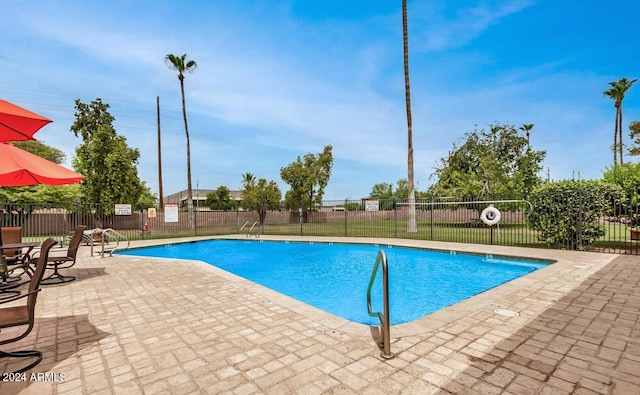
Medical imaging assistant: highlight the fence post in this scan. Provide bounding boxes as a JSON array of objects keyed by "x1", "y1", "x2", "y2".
[
  {"x1": 430, "y1": 196, "x2": 434, "y2": 240},
  {"x1": 394, "y1": 199, "x2": 398, "y2": 238},
  {"x1": 578, "y1": 188, "x2": 583, "y2": 249},
  {"x1": 299, "y1": 201, "x2": 303, "y2": 236},
  {"x1": 344, "y1": 199, "x2": 348, "y2": 237}
]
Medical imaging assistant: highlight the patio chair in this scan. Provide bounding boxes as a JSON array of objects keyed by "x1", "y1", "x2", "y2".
[
  {"x1": 1, "y1": 255, "x2": 22, "y2": 300},
  {"x1": 0, "y1": 227, "x2": 28, "y2": 290},
  {"x1": 0, "y1": 237, "x2": 56, "y2": 374},
  {"x1": 0, "y1": 227, "x2": 27, "y2": 270},
  {"x1": 1, "y1": 251, "x2": 27, "y2": 298},
  {"x1": 41, "y1": 225, "x2": 86, "y2": 285}
]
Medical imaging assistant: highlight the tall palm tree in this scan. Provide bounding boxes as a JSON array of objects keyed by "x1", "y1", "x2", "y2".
[
  {"x1": 519, "y1": 123, "x2": 534, "y2": 150},
  {"x1": 242, "y1": 172, "x2": 256, "y2": 187},
  {"x1": 604, "y1": 83, "x2": 622, "y2": 165},
  {"x1": 403, "y1": 0, "x2": 417, "y2": 233},
  {"x1": 604, "y1": 78, "x2": 637, "y2": 165},
  {"x1": 165, "y1": 53, "x2": 198, "y2": 229}
]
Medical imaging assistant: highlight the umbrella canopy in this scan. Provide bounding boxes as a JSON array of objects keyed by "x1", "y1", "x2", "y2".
[
  {"x1": 0, "y1": 99, "x2": 53, "y2": 142},
  {"x1": 0, "y1": 142, "x2": 83, "y2": 186}
]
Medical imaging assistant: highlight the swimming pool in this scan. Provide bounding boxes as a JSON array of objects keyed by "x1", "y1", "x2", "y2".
[{"x1": 120, "y1": 240, "x2": 550, "y2": 325}]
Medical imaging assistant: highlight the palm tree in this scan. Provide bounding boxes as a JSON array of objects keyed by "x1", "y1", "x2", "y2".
[
  {"x1": 403, "y1": 0, "x2": 417, "y2": 233},
  {"x1": 604, "y1": 83, "x2": 622, "y2": 165},
  {"x1": 165, "y1": 53, "x2": 198, "y2": 229},
  {"x1": 242, "y1": 172, "x2": 256, "y2": 187},
  {"x1": 519, "y1": 123, "x2": 534, "y2": 150},
  {"x1": 604, "y1": 78, "x2": 637, "y2": 165}
]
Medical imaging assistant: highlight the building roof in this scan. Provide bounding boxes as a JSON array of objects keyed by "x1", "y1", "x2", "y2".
[{"x1": 164, "y1": 189, "x2": 242, "y2": 204}]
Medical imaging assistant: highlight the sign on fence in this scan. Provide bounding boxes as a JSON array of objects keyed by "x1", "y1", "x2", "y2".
[
  {"x1": 114, "y1": 204, "x2": 132, "y2": 215},
  {"x1": 164, "y1": 204, "x2": 179, "y2": 223},
  {"x1": 365, "y1": 200, "x2": 379, "y2": 211}
]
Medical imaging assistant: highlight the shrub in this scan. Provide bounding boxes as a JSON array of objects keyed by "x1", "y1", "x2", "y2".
[
  {"x1": 603, "y1": 163, "x2": 640, "y2": 226},
  {"x1": 529, "y1": 180, "x2": 625, "y2": 249}
]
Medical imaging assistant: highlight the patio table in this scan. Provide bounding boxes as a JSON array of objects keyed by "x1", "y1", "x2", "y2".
[{"x1": 0, "y1": 241, "x2": 40, "y2": 279}]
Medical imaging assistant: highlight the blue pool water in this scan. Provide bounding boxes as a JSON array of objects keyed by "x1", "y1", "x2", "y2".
[{"x1": 120, "y1": 240, "x2": 550, "y2": 325}]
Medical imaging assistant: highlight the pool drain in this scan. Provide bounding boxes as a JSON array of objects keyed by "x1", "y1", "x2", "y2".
[{"x1": 493, "y1": 308, "x2": 520, "y2": 317}]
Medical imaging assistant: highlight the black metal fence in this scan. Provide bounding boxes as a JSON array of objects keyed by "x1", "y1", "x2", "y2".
[{"x1": 1, "y1": 196, "x2": 638, "y2": 254}]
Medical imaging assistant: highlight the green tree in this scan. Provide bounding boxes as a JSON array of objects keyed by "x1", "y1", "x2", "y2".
[
  {"x1": 12, "y1": 140, "x2": 66, "y2": 164},
  {"x1": 603, "y1": 162, "x2": 640, "y2": 226},
  {"x1": 429, "y1": 123, "x2": 546, "y2": 200},
  {"x1": 603, "y1": 77, "x2": 637, "y2": 165},
  {"x1": 394, "y1": 179, "x2": 409, "y2": 199},
  {"x1": 371, "y1": 178, "x2": 427, "y2": 200},
  {"x1": 165, "y1": 53, "x2": 198, "y2": 229},
  {"x1": 628, "y1": 121, "x2": 640, "y2": 157},
  {"x1": 137, "y1": 181, "x2": 157, "y2": 210},
  {"x1": 205, "y1": 186, "x2": 237, "y2": 211},
  {"x1": 402, "y1": 0, "x2": 417, "y2": 233},
  {"x1": 369, "y1": 183, "x2": 394, "y2": 199},
  {"x1": 241, "y1": 177, "x2": 281, "y2": 225},
  {"x1": 529, "y1": 180, "x2": 625, "y2": 249},
  {"x1": 280, "y1": 145, "x2": 333, "y2": 213},
  {"x1": 0, "y1": 184, "x2": 81, "y2": 206},
  {"x1": 70, "y1": 99, "x2": 145, "y2": 212}
]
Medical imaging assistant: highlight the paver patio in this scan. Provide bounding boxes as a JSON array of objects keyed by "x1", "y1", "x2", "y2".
[{"x1": 0, "y1": 235, "x2": 638, "y2": 394}]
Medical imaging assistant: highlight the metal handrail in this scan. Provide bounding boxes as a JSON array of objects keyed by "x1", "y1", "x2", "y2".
[
  {"x1": 366, "y1": 250, "x2": 394, "y2": 359},
  {"x1": 239, "y1": 221, "x2": 250, "y2": 232},
  {"x1": 89, "y1": 228, "x2": 102, "y2": 257},
  {"x1": 248, "y1": 221, "x2": 259, "y2": 238},
  {"x1": 89, "y1": 228, "x2": 130, "y2": 257},
  {"x1": 101, "y1": 228, "x2": 130, "y2": 257}
]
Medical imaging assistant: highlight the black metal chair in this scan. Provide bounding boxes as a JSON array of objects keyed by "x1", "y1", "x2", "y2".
[
  {"x1": 0, "y1": 237, "x2": 56, "y2": 374},
  {"x1": 41, "y1": 225, "x2": 86, "y2": 285}
]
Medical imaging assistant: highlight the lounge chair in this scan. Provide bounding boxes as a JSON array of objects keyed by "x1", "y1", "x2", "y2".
[
  {"x1": 41, "y1": 225, "x2": 86, "y2": 285},
  {"x1": 0, "y1": 237, "x2": 57, "y2": 374},
  {"x1": 81, "y1": 228, "x2": 106, "y2": 246}
]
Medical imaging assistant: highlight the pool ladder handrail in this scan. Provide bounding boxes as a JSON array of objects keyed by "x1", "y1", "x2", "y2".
[
  {"x1": 240, "y1": 221, "x2": 250, "y2": 232},
  {"x1": 238, "y1": 221, "x2": 260, "y2": 239},
  {"x1": 240, "y1": 221, "x2": 260, "y2": 238},
  {"x1": 90, "y1": 228, "x2": 130, "y2": 257},
  {"x1": 366, "y1": 249, "x2": 394, "y2": 359}
]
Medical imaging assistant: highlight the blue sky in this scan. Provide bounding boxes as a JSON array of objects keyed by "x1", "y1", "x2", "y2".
[{"x1": 1, "y1": 1, "x2": 639, "y2": 200}]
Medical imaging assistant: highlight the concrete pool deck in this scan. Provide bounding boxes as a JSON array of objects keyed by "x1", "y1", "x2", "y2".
[{"x1": 0, "y1": 235, "x2": 638, "y2": 394}]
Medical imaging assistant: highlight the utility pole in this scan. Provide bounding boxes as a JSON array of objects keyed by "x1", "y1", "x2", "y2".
[{"x1": 157, "y1": 96, "x2": 164, "y2": 208}]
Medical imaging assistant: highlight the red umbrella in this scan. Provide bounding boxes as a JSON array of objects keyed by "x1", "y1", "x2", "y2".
[
  {"x1": 0, "y1": 142, "x2": 83, "y2": 186},
  {"x1": 0, "y1": 99, "x2": 53, "y2": 142}
]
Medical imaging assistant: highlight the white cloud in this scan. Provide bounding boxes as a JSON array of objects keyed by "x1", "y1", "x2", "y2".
[{"x1": 411, "y1": 0, "x2": 535, "y2": 52}]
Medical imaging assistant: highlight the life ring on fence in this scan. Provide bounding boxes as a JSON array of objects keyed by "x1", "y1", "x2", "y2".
[{"x1": 481, "y1": 205, "x2": 501, "y2": 226}]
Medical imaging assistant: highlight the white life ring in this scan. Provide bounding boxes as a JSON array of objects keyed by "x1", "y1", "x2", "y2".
[{"x1": 481, "y1": 205, "x2": 501, "y2": 226}]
